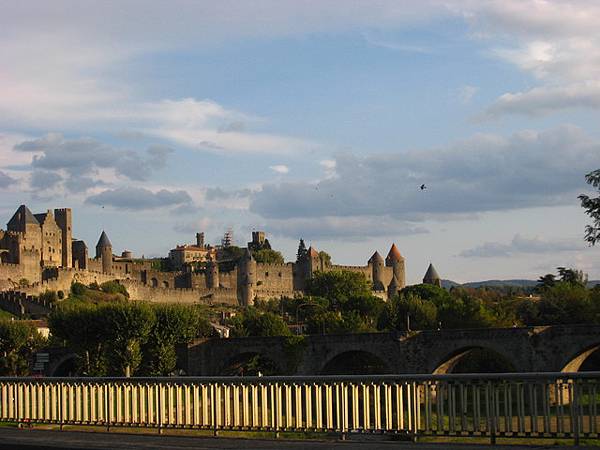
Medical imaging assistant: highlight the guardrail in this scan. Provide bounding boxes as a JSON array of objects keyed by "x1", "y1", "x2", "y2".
[{"x1": 0, "y1": 373, "x2": 598, "y2": 444}]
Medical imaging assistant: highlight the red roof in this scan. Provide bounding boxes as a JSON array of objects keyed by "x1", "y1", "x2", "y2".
[
  {"x1": 308, "y1": 246, "x2": 319, "y2": 257},
  {"x1": 386, "y1": 243, "x2": 403, "y2": 261}
]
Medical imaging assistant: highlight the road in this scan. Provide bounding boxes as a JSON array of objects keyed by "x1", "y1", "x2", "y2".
[{"x1": 0, "y1": 429, "x2": 593, "y2": 450}]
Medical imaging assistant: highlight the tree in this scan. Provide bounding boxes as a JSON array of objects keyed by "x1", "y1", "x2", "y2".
[
  {"x1": 318, "y1": 251, "x2": 331, "y2": 267},
  {"x1": 0, "y1": 320, "x2": 44, "y2": 375},
  {"x1": 142, "y1": 305, "x2": 208, "y2": 376},
  {"x1": 253, "y1": 248, "x2": 285, "y2": 264},
  {"x1": 557, "y1": 267, "x2": 588, "y2": 287},
  {"x1": 579, "y1": 169, "x2": 600, "y2": 245},
  {"x1": 379, "y1": 293, "x2": 438, "y2": 331},
  {"x1": 228, "y1": 308, "x2": 291, "y2": 337},
  {"x1": 100, "y1": 281, "x2": 129, "y2": 297},
  {"x1": 296, "y1": 239, "x2": 308, "y2": 262},
  {"x1": 305, "y1": 270, "x2": 372, "y2": 310},
  {"x1": 536, "y1": 274, "x2": 556, "y2": 291},
  {"x1": 103, "y1": 303, "x2": 154, "y2": 376}
]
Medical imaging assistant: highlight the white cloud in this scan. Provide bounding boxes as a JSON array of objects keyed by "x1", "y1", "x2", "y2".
[
  {"x1": 269, "y1": 165, "x2": 289, "y2": 174},
  {"x1": 251, "y1": 126, "x2": 600, "y2": 222},
  {"x1": 459, "y1": 234, "x2": 584, "y2": 258}
]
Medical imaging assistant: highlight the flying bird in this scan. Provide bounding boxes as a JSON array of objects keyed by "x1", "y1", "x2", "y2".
[{"x1": 420, "y1": 184, "x2": 427, "y2": 190}]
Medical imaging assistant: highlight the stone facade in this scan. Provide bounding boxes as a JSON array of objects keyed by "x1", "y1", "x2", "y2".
[{"x1": 0, "y1": 204, "x2": 410, "y2": 307}]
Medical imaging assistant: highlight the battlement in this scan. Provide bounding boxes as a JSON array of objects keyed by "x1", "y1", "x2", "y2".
[{"x1": 255, "y1": 262, "x2": 294, "y2": 269}]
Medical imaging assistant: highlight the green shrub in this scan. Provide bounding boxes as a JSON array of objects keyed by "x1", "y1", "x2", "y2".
[
  {"x1": 100, "y1": 281, "x2": 129, "y2": 298},
  {"x1": 71, "y1": 282, "x2": 87, "y2": 296}
]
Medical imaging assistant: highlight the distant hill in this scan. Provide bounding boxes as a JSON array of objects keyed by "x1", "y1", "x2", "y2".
[{"x1": 441, "y1": 279, "x2": 600, "y2": 290}]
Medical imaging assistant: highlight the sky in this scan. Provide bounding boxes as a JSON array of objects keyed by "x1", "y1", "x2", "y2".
[{"x1": 1, "y1": 0, "x2": 600, "y2": 283}]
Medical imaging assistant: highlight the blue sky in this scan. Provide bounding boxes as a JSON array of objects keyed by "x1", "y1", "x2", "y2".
[{"x1": 1, "y1": 0, "x2": 600, "y2": 283}]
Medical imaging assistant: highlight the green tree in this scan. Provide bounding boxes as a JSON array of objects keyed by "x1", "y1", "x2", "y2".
[
  {"x1": 103, "y1": 303, "x2": 154, "y2": 376},
  {"x1": 228, "y1": 308, "x2": 291, "y2": 337},
  {"x1": 253, "y1": 248, "x2": 285, "y2": 264},
  {"x1": 296, "y1": 239, "x2": 307, "y2": 262},
  {"x1": 536, "y1": 274, "x2": 556, "y2": 291},
  {"x1": 305, "y1": 270, "x2": 372, "y2": 310},
  {"x1": 0, "y1": 320, "x2": 44, "y2": 375},
  {"x1": 380, "y1": 293, "x2": 438, "y2": 331},
  {"x1": 318, "y1": 250, "x2": 331, "y2": 267},
  {"x1": 557, "y1": 267, "x2": 588, "y2": 287},
  {"x1": 142, "y1": 305, "x2": 208, "y2": 376},
  {"x1": 536, "y1": 282, "x2": 596, "y2": 325},
  {"x1": 579, "y1": 169, "x2": 600, "y2": 245},
  {"x1": 49, "y1": 304, "x2": 110, "y2": 375}
]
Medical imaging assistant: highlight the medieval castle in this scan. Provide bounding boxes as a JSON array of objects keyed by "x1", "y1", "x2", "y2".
[{"x1": 0, "y1": 205, "x2": 441, "y2": 307}]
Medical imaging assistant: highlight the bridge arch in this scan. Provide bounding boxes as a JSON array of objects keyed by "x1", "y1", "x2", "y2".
[
  {"x1": 320, "y1": 350, "x2": 391, "y2": 375},
  {"x1": 561, "y1": 344, "x2": 600, "y2": 372},
  {"x1": 220, "y1": 352, "x2": 283, "y2": 376},
  {"x1": 433, "y1": 346, "x2": 517, "y2": 374},
  {"x1": 48, "y1": 353, "x2": 78, "y2": 376}
]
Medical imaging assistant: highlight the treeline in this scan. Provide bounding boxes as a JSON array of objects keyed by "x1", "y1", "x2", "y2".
[
  {"x1": 49, "y1": 301, "x2": 214, "y2": 376},
  {"x1": 0, "y1": 320, "x2": 45, "y2": 376},
  {"x1": 233, "y1": 268, "x2": 600, "y2": 337}
]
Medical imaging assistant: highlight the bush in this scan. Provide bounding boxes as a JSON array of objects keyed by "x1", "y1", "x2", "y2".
[
  {"x1": 100, "y1": 281, "x2": 129, "y2": 298},
  {"x1": 71, "y1": 282, "x2": 87, "y2": 296},
  {"x1": 38, "y1": 290, "x2": 58, "y2": 304}
]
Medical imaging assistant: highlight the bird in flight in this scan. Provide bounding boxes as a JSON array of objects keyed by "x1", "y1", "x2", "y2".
[{"x1": 420, "y1": 184, "x2": 427, "y2": 190}]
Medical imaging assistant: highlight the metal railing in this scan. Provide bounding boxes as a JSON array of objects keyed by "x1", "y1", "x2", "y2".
[{"x1": 0, "y1": 372, "x2": 598, "y2": 443}]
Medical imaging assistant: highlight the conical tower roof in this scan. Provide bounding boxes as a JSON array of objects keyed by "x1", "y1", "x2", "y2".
[
  {"x1": 7, "y1": 205, "x2": 39, "y2": 230},
  {"x1": 96, "y1": 230, "x2": 112, "y2": 248},
  {"x1": 307, "y1": 246, "x2": 319, "y2": 258},
  {"x1": 388, "y1": 273, "x2": 400, "y2": 290},
  {"x1": 423, "y1": 263, "x2": 441, "y2": 282},
  {"x1": 386, "y1": 243, "x2": 404, "y2": 263},
  {"x1": 368, "y1": 251, "x2": 384, "y2": 264}
]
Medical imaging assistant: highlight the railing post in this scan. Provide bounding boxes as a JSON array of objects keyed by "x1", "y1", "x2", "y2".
[
  {"x1": 489, "y1": 381, "x2": 496, "y2": 445},
  {"x1": 573, "y1": 381, "x2": 580, "y2": 446}
]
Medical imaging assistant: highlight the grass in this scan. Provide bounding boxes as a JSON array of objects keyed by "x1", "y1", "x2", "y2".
[{"x1": 0, "y1": 308, "x2": 15, "y2": 319}]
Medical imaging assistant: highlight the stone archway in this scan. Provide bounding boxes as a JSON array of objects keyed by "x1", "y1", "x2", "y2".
[
  {"x1": 320, "y1": 350, "x2": 391, "y2": 375},
  {"x1": 433, "y1": 346, "x2": 517, "y2": 374},
  {"x1": 561, "y1": 344, "x2": 600, "y2": 372},
  {"x1": 48, "y1": 354, "x2": 78, "y2": 376}
]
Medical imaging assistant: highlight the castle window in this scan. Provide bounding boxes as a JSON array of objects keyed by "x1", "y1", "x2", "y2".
[
  {"x1": 278, "y1": 272, "x2": 282, "y2": 277},
  {"x1": 265, "y1": 272, "x2": 269, "y2": 277}
]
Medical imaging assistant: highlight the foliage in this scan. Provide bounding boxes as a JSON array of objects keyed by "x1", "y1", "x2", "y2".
[
  {"x1": 0, "y1": 320, "x2": 45, "y2": 376},
  {"x1": 579, "y1": 169, "x2": 600, "y2": 245},
  {"x1": 38, "y1": 290, "x2": 58, "y2": 304},
  {"x1": 296, "y1": 239, "x2": 308, "y2": 262},
  {"x1": 49, "y1": 302, "x2": 209, "y2": 376},
  {"x1": 228, "y1": 307, "x2": 291, "y2": 337},
  {"x1": 142, "y1": 304, "x2": 210, "y2": 376},
  {"x1": 318, "y1": 251, "x2": 331, "y2": 267},
  {"x1": 305, "y1": 270, "x2": 372, "y2": 310},
  {"x1": 70, "y1": 282, "x2": 87, "y2": 296},
  {"x1": 18, "y1": 278, "x2": 29, "y2": 287},
  {"x1": 150, "y1": 258, "x2": 173, "y2": 272},
  {"x1": 380, "y1": 293, "x2": 438, "y2": 331},
  {"x1": 100, "y1": 280, "x2": 129, "y2": 298},
  {"x1": 253, "y1": 248, "x2": 284, "y2": 265}
]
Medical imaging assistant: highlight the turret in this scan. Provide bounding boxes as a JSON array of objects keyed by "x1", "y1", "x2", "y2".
[
  {"x1": 240, "y1": 248, "x2": 256, "y2": 306},
  {"x1": 387, "y1": 273, "x2": 400, "y2": 300},
  {"x1": 307, "y1": 246, "x2": 321, "y2": 274},
  {"x1": 54, "y1": 208, "x2": 72, "y2": 268},
  {"x1": 207, "y1": 255, "x2": 219, "y2": 289},
  {"x1": 368, "y1": 251, "x2": 385, "y2": 290},
  {"x1": 423, "y1": 263, "x2": 442, "y2": 288},
  {"x1": 385, "y1": 243, "x2": 405, "y2": 290},
  {"x1": 95, "y1": 231, "x2": 113, "y2": 274}
]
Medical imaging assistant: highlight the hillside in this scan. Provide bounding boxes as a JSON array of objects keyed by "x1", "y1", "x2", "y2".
[{"x1": 441, "y1": 279, "x2": 600, "y2": 289}]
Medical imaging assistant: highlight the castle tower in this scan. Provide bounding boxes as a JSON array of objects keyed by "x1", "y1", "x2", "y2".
[
  {"x1": 54, "y1": 208, "x2": 72, "y2": 268},
  {"x1": 239, "y1": 248, "x2": 256, "y2": 306},
  {"x1": 423, "y1": 263, "x2": 442, "y2": 288},
  {"x1": 368, "y1": 251, "x2": 385, "y2": 290},
  {"x1": 196, "y1": 232, "x2": 205, "y2": 248},
  {"x1": 307, "y1": 246, "x2": 320, "y2": 274},
  {"x1": 385, "y1": 243, "x2": 406, "y2": 290},
  {"x1": 95, "y1": 231, "x2": 113, "y2": 274},
  {"x1": 387, "y1": 273, "x2": 400, "y2": 300},
  {"x1": 6, "y1": 205, "x2": 42, "y2": 266},
  {"x1": 207, "y1": 255, "x2": 219, "y2": 289}
]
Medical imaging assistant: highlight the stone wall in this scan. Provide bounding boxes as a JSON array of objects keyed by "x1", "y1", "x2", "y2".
[{"x1": 121, "y1": 280, "x2": 237, "y2": 305}]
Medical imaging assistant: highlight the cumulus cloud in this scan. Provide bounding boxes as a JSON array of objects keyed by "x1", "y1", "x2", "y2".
[
  {"x1": 0, "y1": 171, "x2": 16, "y2": 188},
  {"x1": 459, "y1": 234, "x2": 584, "y2": 258},
  {"x1": 85, "y1": 186, "x2": 193, "y2": 211},
  {"x1": 251, "y1": 126, "x2": 600, "y2": 220},
  {"x1": 462, "y1": 1, "x2": 600, "y2": 116},
  {"x1": 205, "y1": 187, "x2": 252, "y2": 201},
  {"x1": 269, "y1": 165, "x2": 289, "y2": 174},
  {"x1": 484, "y1": 82, "x2": 600, "y2": 117},
  {"x1": 263, "y1": 216, "x2": 428, "y2": 240},
  {"x1": 15, "y1": 134, "x2": 172, "y2": 182},
  {"x1": 30, "y1": 170, "x2": 62, "y2": 190}
]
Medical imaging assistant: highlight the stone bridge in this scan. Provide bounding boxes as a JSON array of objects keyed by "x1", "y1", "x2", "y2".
[{"x1": 181, "y1": 325, "x2": 600, "y2": 376}]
